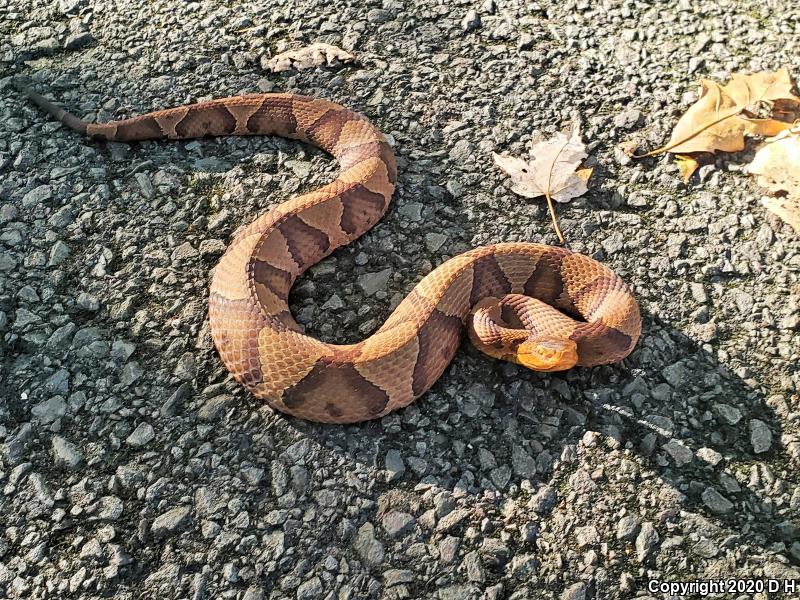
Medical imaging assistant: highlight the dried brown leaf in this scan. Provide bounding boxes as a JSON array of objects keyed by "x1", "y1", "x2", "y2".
[
  {"x1": 675, "y1": 154, "x2": 700, "y2": 183},
  {"x1": 747, "y1": 128, "x2": 800, "y2": 233},
  {"x1": 264, "y1": 43, "x2": 355, "y2": 73},
  {"x1": 658, "y1": 67, "x2": 800, "y2": 155}
]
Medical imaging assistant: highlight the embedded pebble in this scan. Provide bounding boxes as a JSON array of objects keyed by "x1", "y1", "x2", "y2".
[
  {"x1": 52, "y1": 435, "x2": 83, "y2": 468},
  {"x1": 151, "y1": 505, "x2": 192, "y2": 538},
  {"x1": 125, "y1": 422, "x2": 155, "y2": 447}
]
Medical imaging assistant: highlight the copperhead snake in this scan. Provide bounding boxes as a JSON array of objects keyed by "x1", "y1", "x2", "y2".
[{"x1": 22, "y1": 88, "x2": 642, "y2": 423}]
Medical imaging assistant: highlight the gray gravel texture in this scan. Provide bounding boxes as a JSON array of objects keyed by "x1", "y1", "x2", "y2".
[{"x1": 1, "y1": 0, "x2": 800, "y2": 599}]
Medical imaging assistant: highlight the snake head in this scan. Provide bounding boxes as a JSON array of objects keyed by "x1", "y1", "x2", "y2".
[{"x1": 516, "y1": 337, "x2": 578, "y2": 372}]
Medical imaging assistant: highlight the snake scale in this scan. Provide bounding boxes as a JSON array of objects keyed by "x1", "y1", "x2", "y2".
[{"x1": 22, "y1": 88, "x2": 642, "y2": 423}]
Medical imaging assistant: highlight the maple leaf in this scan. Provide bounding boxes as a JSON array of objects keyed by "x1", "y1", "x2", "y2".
[
  {"x1": 493, "y1": 125, "x2": 592, "y2": 243},
  {"x1": 263, "y1": 43, "x2": 354, "y2": 73},
  {"x1": 746, "y1": 127, "x2": 800, "y2": 234}
]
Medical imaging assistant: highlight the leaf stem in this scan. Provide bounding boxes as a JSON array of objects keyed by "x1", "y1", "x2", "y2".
[
  {"x1": 546, "y1": 140, "x2": 569, "y2": 244},
  {"x1": 544, "y1": 189, "x2": 565, "y2": 244}
]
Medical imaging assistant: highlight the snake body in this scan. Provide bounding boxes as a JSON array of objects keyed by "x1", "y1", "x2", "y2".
[{"x1": 22, "y1": 89, "x2": 642, "y2": 423}]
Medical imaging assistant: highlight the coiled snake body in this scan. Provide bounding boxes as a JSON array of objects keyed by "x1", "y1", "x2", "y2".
[{"x1": 23, "y1": 89, "x2": 641, "y2": 423}]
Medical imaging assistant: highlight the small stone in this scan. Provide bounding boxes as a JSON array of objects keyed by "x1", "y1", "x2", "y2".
[
  {"x1": 663, "y1": 440, "x2": 693, "y2": 466},
  {"x1": 697, "y1": 447, "x2": 723, "y2": 466},
  {"x1": 713, "y1": 403, "x2": 742, "y2": 425},
  {"x1": 439, "y1": 536, "x2": 460, "y2": 562},
  {"x1": 601, "y1": 231, "x2": 625, "y2": 255},
  {"x1": 511, "y1": 445, "x2": 536, "y2": 478},
  {"x1": 616, "y1": 515, "x2": 640, "y2": 541},
  {"x1": 242, "y1": 587, "x2": 265, "y2": 600},
  {"x1": 241, "y1": 466, "x2": 264, "y2": 486},
  {"x1": 366, "y1": 8, "x2": 391, "y2": 23},
  {"x1": 464, "y1": 551, "x2": 485, "y2": 582},
  {"x1": 70, "y1": 567, "x2": 86, "y2": 592},
  {"x1": 520, "y1": 522, "x2": 538, "y2": 543},
  {"x1": 76, "y1": 292, "x2": 100, "y2": 312},
  {"x1": 110, "y1": 340, "x2": 136, "y2": 361},
  {"x1": 321, "y1": 293, "x2": 344, "y2": 310},
  {"x1": 384, "y1": 569, "x2": 414, "y2": 587},
  {"x1": 119, "y1": 361, "x2": 143, "y2": 387},
  {"x1": 9, "y1": 463, "x2": 32, "y2": 485},
  {"x1": 701, "y1": 487, "x2": 733, "y2": 514},
  {"x1": 171, "y1": 242, "x2": 198, "y2": 262},
  {"x1": 398, "y1": 202, "x2": 423, "y2": 221},
  {"x1": 64, "y1": 31, "x2": 94, "y2": 50},
  {"x1": 436, "y1": 509, "x2": 469, "y2": 533},
  {"x1": 52, "y1": 435, "x2": 83, "y2": 468},
  {"x1": 79, "y1": 538, "x2": 103, "y2": 559},
  {"x1": 13, "y1": 308, "x2": 41, "y2": 330},
  {"x1": 425, "y1": 232, "x2": 448, "y2": 252},
  {"x1": 561, "y1": 582, "x2": 587, "y2": 600},
  {"x1": 296, "y1": 576, "x2": 322, "y2": 600},
  {"x1": 161, "y1": 382, "x2": 191, "y2": 417},
  {"x1": 749, "y1": 419, "x2": 772, "y2": 453},
  {"x1": 0, "y1": 252, "x2": 17, "y2": 271},
  {"x1": 46, "y1": 369, "x2": 70, "y2": 395},
  {"x1": 635, "y1": 522, "x2": 659, "y2": 562},
  {"x1": 22, "y1": 184, "x2": 53, "y2": 206},
  {"x1": 98, "y1": 496, "x2": 124, "y2": 521},
  {"x1": 49, "y1": 241, "x2": 70, "y2": 266},
  {"x1": 31, "y1": 396, "x2": 67, "y2": 424},
  {"x1": 385, "y1": 449, "x2": 405, "y2": 480},
  {"x1": 662, "y1": 361, "x2": 689, "y2": 388},
  {"x1": 462, "y1": 9, "x2": 481, "y2": 31},
  {"x1": 0, "y1": 203, "x2": 18, "y2": 223},
  {"x1": 490, "y1": 465, "x2": 511, "y2": 489},
  {"x1": 613, "y1": 109, "x2": 641, "y2": 129},
  {"x1": 358, "y1": 269, "x2": 392, "y2": 295},
  {"x1": 439, "y1": 585, "x2": 478, "y2": 600},
  {"x1": 692, "y1": 538, "x2": 719, "y2": 558},
  {"x1": 174, "y1": 352, "x2": 197, "y2": 380},
  {"x1": 47, "y1": 323, "x2": 77, "y2": 350},
  {"x1": 353, "y1": 522, "x2": 384, "y2": 566},
  {"x1": 199, "y1": 239, "x2": 226, "y2": 256},
  {"x1": 510, "y1": 553, "x2": 537, "y2": 578},
  {"x1": 135, "y1": 172, "x2": 155, "y2": 198},
  {"x1": 126, "y1": 422, "x2": 155, "y2": 447},
  {"x1": 575, "y1": 525, "x2": 598, "y2": 547},
  {"x1": 198, "y1": 395, "x2": 233, "y2": 421},
  {"x1": 381, "y1": 511, "x2": 415, "y2": 537},
  {"x1": 528, "y1": 485, "x2": 556, "y2": 514},
  {"x1": 151, "y1": 505, "x2": 191, "y2": 538}
]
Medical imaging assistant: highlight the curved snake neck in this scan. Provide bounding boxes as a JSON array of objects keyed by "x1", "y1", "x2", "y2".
[{"x1": 21, "y1": 88, "x2": 642, "y2": 423}]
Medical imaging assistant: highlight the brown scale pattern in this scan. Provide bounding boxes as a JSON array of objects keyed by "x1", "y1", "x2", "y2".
[{"x1": 26, "y1": 90, "x2": 642, "y2": 423}]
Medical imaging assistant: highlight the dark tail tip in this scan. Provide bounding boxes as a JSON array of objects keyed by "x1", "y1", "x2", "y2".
[{"x1": 15, "y1": 78, "x2": 88, "y2": 135}]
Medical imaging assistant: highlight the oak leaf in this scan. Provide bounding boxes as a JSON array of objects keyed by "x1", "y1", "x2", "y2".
[
  {"x1": 660, "y1": 67, "x2": 800, "y2": 156},
  {"x1": 746, "y1": 128, "x2": 800, "y2": 233},
  {"x1": 263, "y1": 43, "x2": 355, "y2": 73},
  {"x1": 493, "y1": 125, "x2": 592, "y2": 243}
]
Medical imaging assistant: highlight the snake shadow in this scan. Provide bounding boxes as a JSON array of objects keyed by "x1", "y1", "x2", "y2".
[{"x1": 283, "y1": 308, "x2": 798, "y2": 566}]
